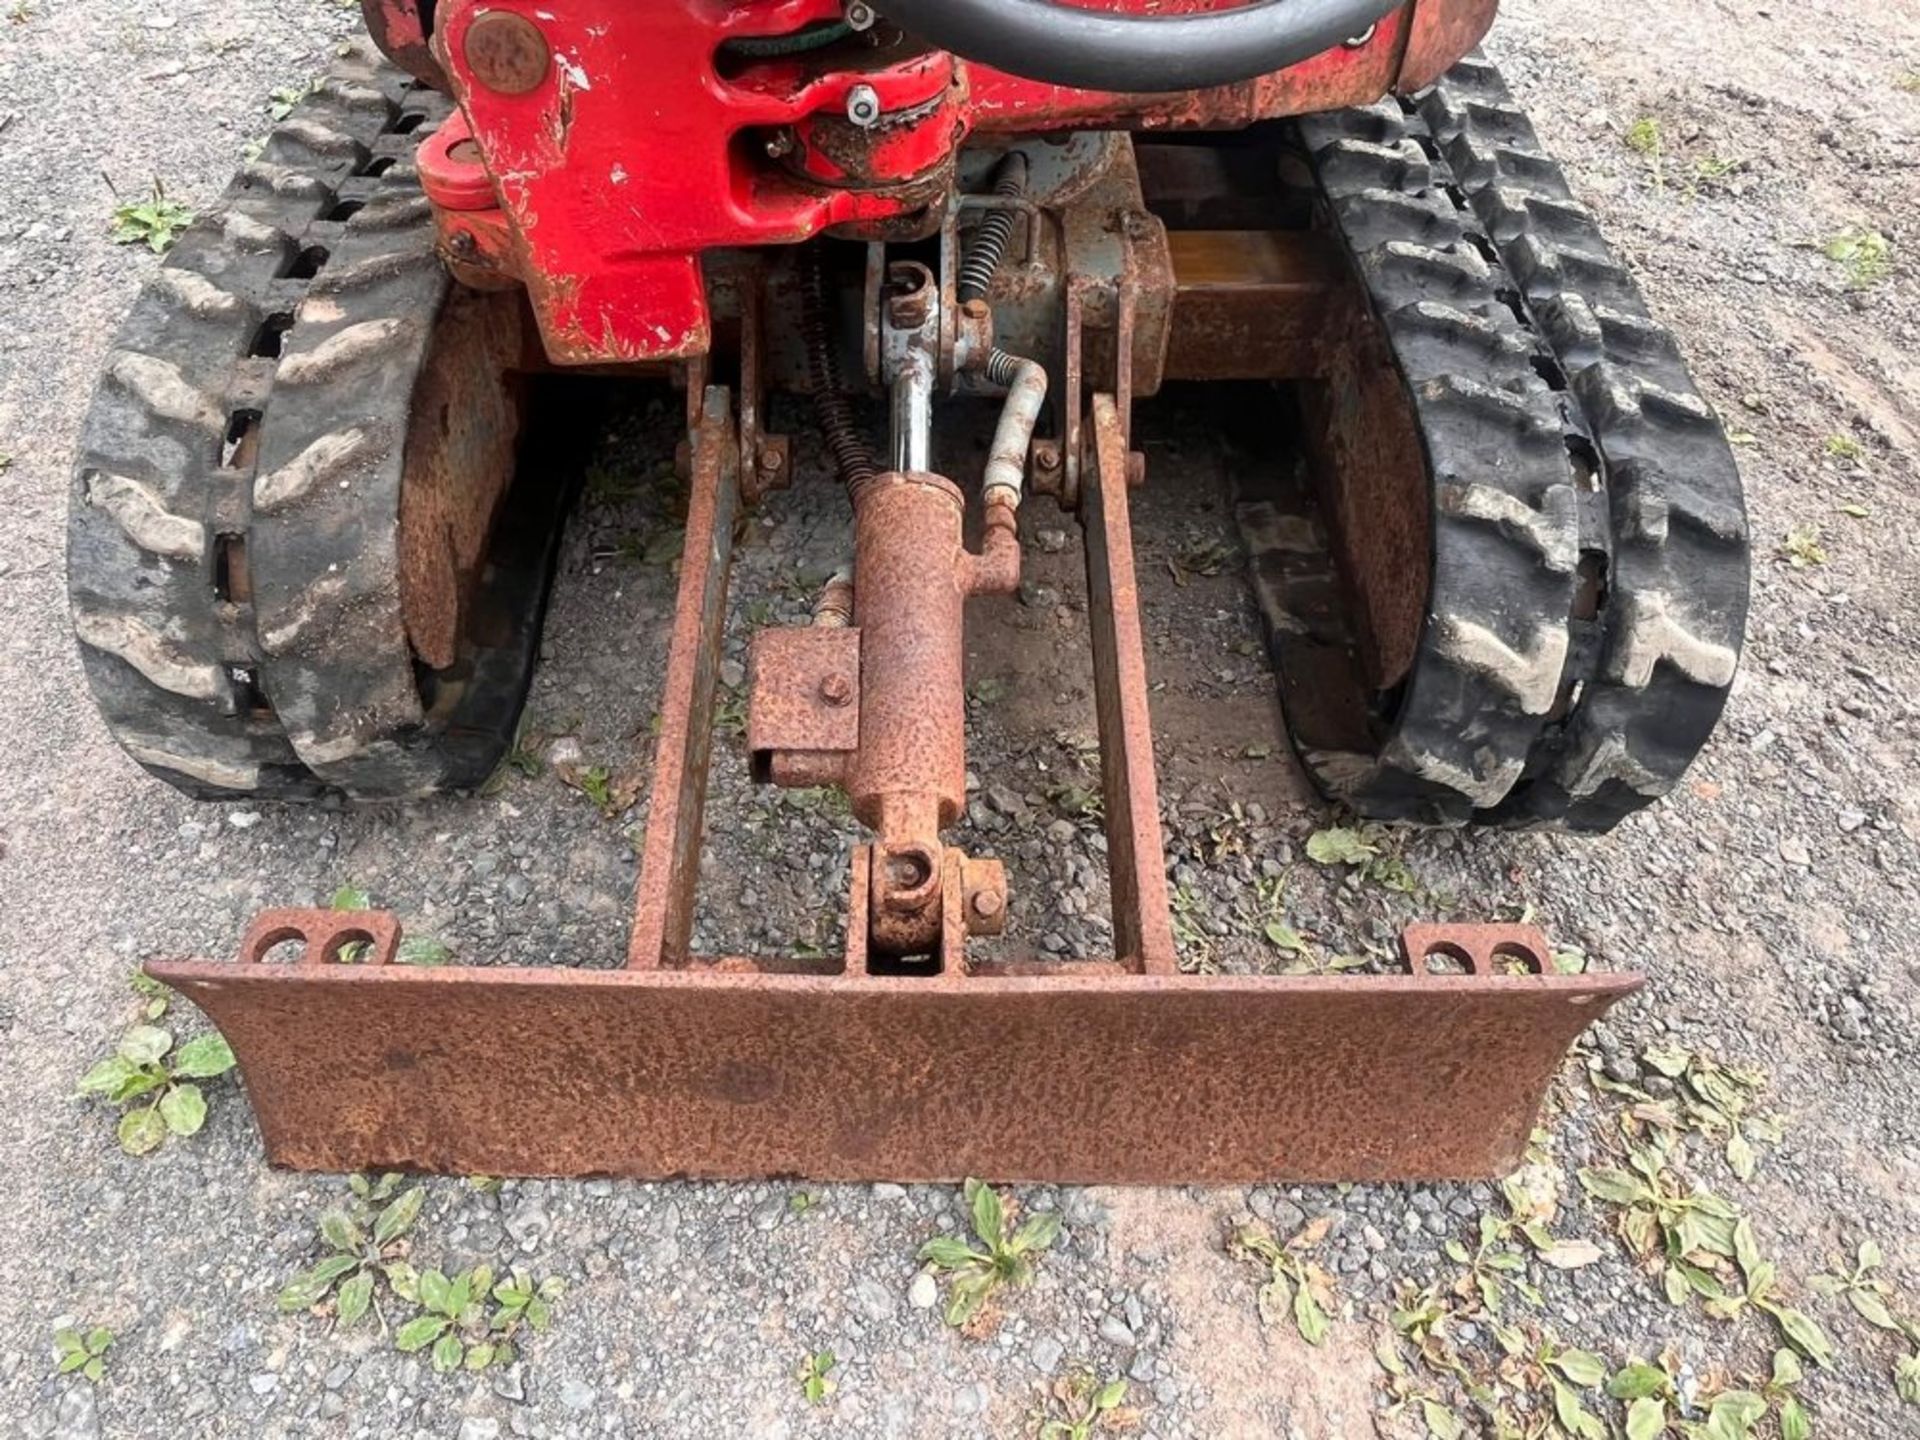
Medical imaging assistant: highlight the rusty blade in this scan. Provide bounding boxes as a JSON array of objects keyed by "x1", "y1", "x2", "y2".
[{"x1": 150, "y1": 926, "x2": 1635, "y2": 1183}]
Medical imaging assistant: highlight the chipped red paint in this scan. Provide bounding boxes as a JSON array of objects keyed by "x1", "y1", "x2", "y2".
[{"x1": 408, "y1": 1, "x2": 1487, "y2": 365}]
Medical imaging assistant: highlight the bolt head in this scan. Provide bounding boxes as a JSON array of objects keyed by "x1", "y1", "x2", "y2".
[
  {"x1": 819, "y1": 673, "x2": 854, "y2": 707},
  {"x1": 844, "y1": 0, "x2": 877, "y2": 31},
  {"x1": 970, "y1": 889, "x2": 1004, "y2": 919},
  {"x1": 464, "y1": 12, "x2": 550, "y2": 96},
  {"x1": 846, "y1": 83, "x2": 882, "y2": 128}
]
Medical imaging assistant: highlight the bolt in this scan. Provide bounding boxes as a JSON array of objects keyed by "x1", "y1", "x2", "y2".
[
  {"x1": 449, "y1": 230, "x2": 478, "y2": 258},
  {"x1": 757, "y1": 446, "x2": 782, "y2": 476},
  {"x1": 764, "y1": 129, "x2": 795, "y2": 160},
  {"x1": 970, "y1": 888, "x2": 1004, "y2": 920},
  {"x1": 1035, "y1": 444, "x2": 1061, "y2": 472},
  {"x1": 961, "y1": 298, "x2": 989, "y2": 322},
  {"x1": 844, "y1": 0, "x2": 877, "y2": 31},
  {"x1": 819, "y1": 673, "x2": 854, "y2": 708},
  {"x1": 846, "y1": 83, "x2": 882, "y2": 128},
  {"x1": 464, "y1": 11, "x2": 551, "y2": 96}
]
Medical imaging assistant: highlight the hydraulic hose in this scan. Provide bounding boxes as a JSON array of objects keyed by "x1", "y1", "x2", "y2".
[
  {"x1": 982, "y1": 349, "x2": 1046, "y2": 509},
  {"x1": 800, "y1": 249, "x2": 878, "y2": 500},
  {"x1": 872, "y1": 0, "x2": 1401, "y2": 94},
  {"x1": 958, "y1": 153, "x2": 1029, "y2": 304}
]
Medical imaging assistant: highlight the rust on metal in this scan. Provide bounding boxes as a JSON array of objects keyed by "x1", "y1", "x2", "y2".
[
  {"x1": 1296, "y1": 312, "x2": 1432, "y2": 692},
  {"x1": 746, "y1": 626, "x2": 860, "y2": 788},
  {"x1": 1399, "y1": 0, "x2": 1500, "y2": 90},
  {"x1": 463, "y1": 10, "x2": 551, "y2": 97},
  {"x1": 1164, "y1": 230, "x2": 1342, "y2": 383},
  {"x1": 152, "y1": 372, "x2": 1641, "y2": 1184},
  {"x1": 1400, "y1": 923, "x2": 1560, "y2": 976},
  {"x1": 1085, "y1": 394, "x2": 1178, "y2": 975},
  {"x1": 750, "y1": 462, "x2": 1024, "y2": 958},
  {"x1": 626, "y1": 389, "x2": 740, "y2": 970},
  {"x1": 150, "y1": 910, "x2": 1637, "y2": 1182},
  {"x1": 360, "y1": 0, "x2": 444, "y2": 88},
  {"x1": 397, "y1": 288, "x2": 526, "y2": 670}
]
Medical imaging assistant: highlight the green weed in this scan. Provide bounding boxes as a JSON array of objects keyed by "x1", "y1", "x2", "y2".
[
  {"x1": 78, "y1": 1024, "x2": 236, "y2": 1155},
  {"x1": 110, "y1": 183, "x2": 193, "y2": 253},
  {"x1": 918, "y1": 1179, "x2": 1063, "y2": 1330}
]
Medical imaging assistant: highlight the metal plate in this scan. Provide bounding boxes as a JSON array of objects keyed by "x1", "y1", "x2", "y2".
[{"x1": 151, "y1": 944, "x2": 1633, "y2": 1183}]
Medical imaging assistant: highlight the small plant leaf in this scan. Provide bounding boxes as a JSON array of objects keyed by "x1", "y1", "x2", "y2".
[
  {"x1": 171, "y1": 1034, "x2": 237, "y2": 1078},
  {"x1": 1420, "y1": 1398, "x2": 1464, "y2": 1440},
  {"x1": 1706, "y1": 1390, "x2": 1767, "y2": 1437},
  {"x1": 1779, "y1": 1396, "x2": 1812, "y2": 1440},
  {"x1": 1848, "y1": 1286, "x2": 1900, "y2": 1331},
  {"x1": 1293, "y1": 1281, "x2": 1329, "y2": 1346},
  {"x1": 318, "y1": 1208, "x2": 364, "y2": 1255},
  {"x1": 966, "y1": 1178, "x2": 1005, "y2": 1249},
  {"x1": 157, "y1": 1082, "x2": 207, "y2": 1137},
  {"x1": 336, "y1": 1269, "x2": 374, "y2": 1326},
  {"x1": 919, "y1": 1236, "x2": 980, "y2": 1269},
  {"x1": 431, "y1": 1332, "x2": 464, "y2": 1372},
  {"x1": 397, "y1": 936, "x2": 453, "y2": 967},
  {"x1": 276, "y1": 1255, "x2": 359, "y2": 1311},
  {"x1": 1610, "y1": 1362, "x2": 1669, "y2": 1400},
  {"x1": 394, "y1": 1315, "x2": 448, "y2": 1351},
  {"x1": 1008, "y1": 1211, "x2": 1062, "y2": 1256},
  {"x1": 1579, "y1": 1167, "x2": 1648, "y2": 1205},
  {"x1": 117, "y1": 1105, "x2": 168, "y2": 1155},
  {"x1": 78, "y1": 1056, "x2": 139, "y2": 1097},
  {"x1": 1894, "y1": 1353, "x2": 1919, "y2": 1404},
  {"x1": 117, "y1": 1025, "x2": 173, "y2": 1066},
  {"x1": 1551, "y1": 1380, "x2": 1607, "y2": 1440},
  {"x1": 373, "y1": 1186, "x2": 426, "y2": 1246},
  {"x1": 1305, "y1": 827, "x2": 1379, "y2": 867},
  {"x1": 1773, "y1": 1306, "x2": 1835, "y2": 1367},
  {"x1": 1626, "y1": 1397, "x2": 1668, "y2": 1440},
  {"x1": 944, "y1": 1270, "x2": 994, "y2": 1328},
  {"x1": 419, "y1": 1268, "x2": 453, "y2": 1316},
  {"x1": 1552, "y1": 1348, "x2": 1609, "y2": 1389}
]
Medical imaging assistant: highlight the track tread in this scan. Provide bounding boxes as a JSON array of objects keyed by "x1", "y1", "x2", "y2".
[
  {"x1": 69, "y1": 40, "x2": 409, "y2": 800},
  {"x1": 1418, "y1": 55, "x2": 1751, "y2": 830},
  {"x1": 70, "y1": 43, "x2": 557, "y2": 804},
  {"x1": 1249, "y1": 98, "x2": 1585, "y2": 823}
]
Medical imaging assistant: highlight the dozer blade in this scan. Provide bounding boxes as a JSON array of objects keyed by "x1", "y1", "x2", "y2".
[
  {"x1": 152, "y1": 913, "x2": 1632, "y2": 1183},
  {"x1": 150, "y1": 387, "x2": 1635, "y2": 1184}
]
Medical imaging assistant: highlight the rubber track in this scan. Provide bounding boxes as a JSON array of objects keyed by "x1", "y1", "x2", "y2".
[
  {"x1": 69, "y1": 42, "x2": 429, "y2": 798},
  {"x1": 1418, "y1": 55, "x2": 1751, "y2": 831},
  {"x1": 70, "y1": 44, "x2": 551, "y2": 802},
  {"x1": 1249, "y1": 99, "x2": 1583, "y2": 824},
  {"x1": 241, "y1": 76, "x2": 464, "y2": 798}
]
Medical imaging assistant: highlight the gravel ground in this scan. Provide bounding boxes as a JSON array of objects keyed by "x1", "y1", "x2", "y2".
[{"x1": 2, "y1": 2, "x2": 1918, "y2": 1437}]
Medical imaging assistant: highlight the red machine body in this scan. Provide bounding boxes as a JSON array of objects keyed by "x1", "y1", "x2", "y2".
[{"x1": 393, "y1": 0, "x2": 1494, "y2": 364}]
